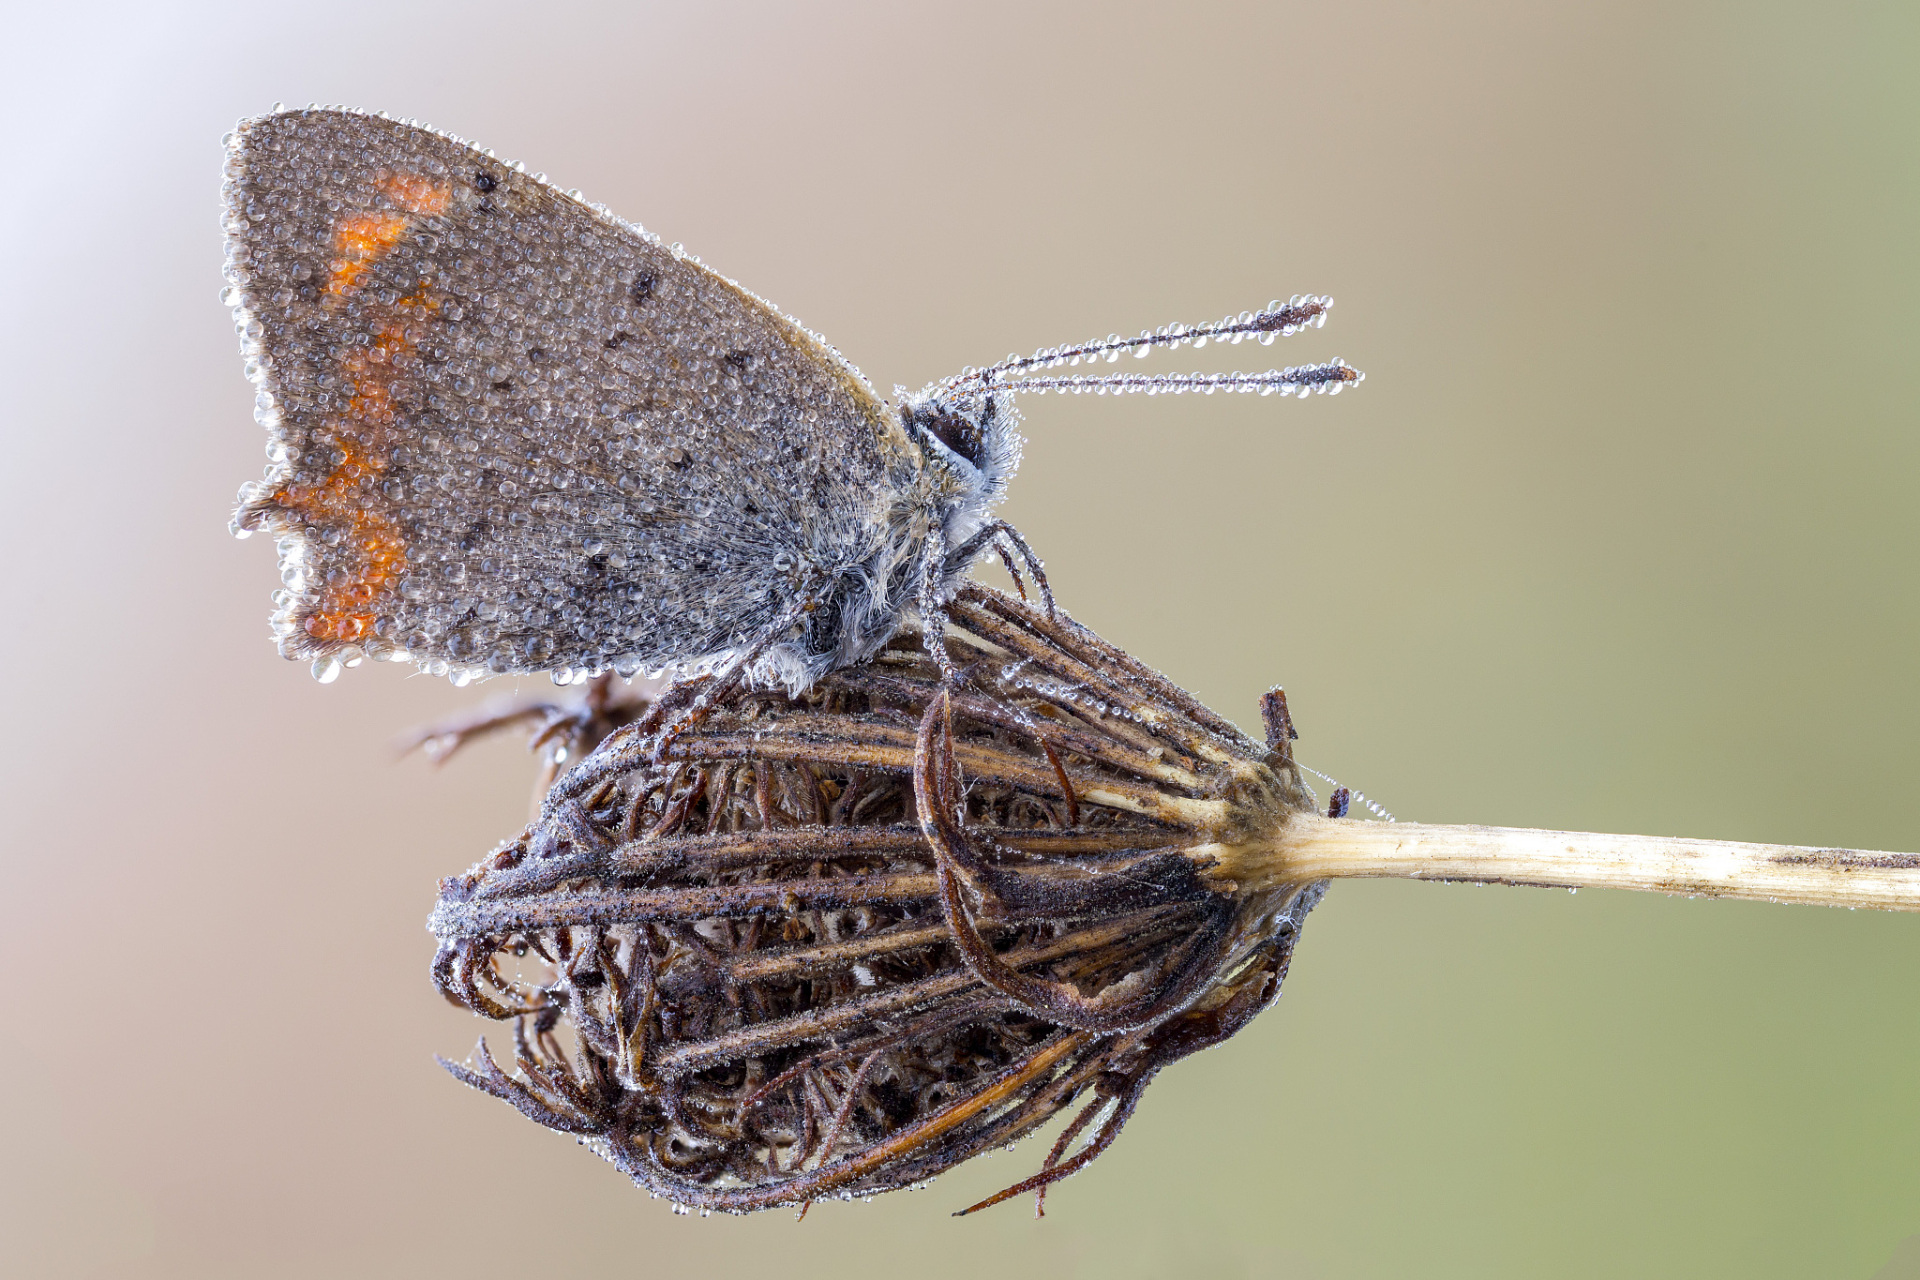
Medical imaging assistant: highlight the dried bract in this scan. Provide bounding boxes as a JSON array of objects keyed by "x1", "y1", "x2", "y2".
[{"x1": 429, "y1": 584, "x2": 1324, "y2": 1215}]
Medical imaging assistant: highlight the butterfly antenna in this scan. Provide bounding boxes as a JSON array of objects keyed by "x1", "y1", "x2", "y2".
[
  {"x1": 941, "y1": 296, "x2": 1336, "y2": 391},
  {"x1": 984, "y1": 360, "x2": 1362, "y2": 399}
]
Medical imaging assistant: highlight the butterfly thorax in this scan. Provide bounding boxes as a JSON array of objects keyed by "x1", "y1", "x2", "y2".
[{"x1": 744, "y1": 391, "x2": 1020, "y2": 693}]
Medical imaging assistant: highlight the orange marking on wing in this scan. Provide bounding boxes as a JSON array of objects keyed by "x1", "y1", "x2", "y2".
[
  {"x1": 273, "y1": 281, "x2": 440, "y2": 643},
  {"x1": 323, "y1": 173, "x2": 448, "y2": 297},
  {"x1": 326, "y1": 211, "x2": 409, "y2": 296}
]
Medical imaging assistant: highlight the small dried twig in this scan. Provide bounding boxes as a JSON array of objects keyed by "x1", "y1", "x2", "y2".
[
  {"x1": 401, "y1": 674, "x2": 653, "y2": 811},
  {"x1": 426, "y1": 583, "x2": 1920, "y2": 1219}
]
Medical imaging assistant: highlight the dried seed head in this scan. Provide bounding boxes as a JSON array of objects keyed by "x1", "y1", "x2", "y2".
[{"x1": 429, "y1": 583, "x2": 1324, "y2": 1215}]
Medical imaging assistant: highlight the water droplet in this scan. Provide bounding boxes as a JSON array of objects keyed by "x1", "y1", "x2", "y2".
[{"x1": 311, "y1": 655, "x2": 342, "y2": 683}]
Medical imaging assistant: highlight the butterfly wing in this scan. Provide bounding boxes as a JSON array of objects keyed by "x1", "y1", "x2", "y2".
[{"x1": 223, "y1": 108, "x2": 919, "y2": 680}]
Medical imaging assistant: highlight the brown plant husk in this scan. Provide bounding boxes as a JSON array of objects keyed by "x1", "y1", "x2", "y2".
[{"x1": 428, "y1": 583, "x2": 1324, "y2": 1215}]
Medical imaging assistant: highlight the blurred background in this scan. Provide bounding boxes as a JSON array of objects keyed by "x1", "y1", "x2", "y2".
[{"x1": 3, "y1": 1, "x2": 1916, "y2": 1276}]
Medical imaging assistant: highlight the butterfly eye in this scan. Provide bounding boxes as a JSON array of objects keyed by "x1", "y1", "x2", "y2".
[{"x1": 920, "y1": 408, "x2": 985, "y2": 470}]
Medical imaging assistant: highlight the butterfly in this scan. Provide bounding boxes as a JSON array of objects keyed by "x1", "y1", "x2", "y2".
[{"x1": 222, "y1": 106, "x2": 1360, "y2": 695}]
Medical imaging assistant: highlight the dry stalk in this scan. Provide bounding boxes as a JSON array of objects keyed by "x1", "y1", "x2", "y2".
[
  {"x1": 1220, "y1": 818, "x2": 1920, "y2": 911},
  {"x1": 426, "y1": 583, "x2": 1920, "y2": 1218}
]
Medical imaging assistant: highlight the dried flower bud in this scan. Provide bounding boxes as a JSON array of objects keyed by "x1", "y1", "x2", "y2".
[{"x1": 429, "y1": 584, "x2": 1323, "y2": 1216}]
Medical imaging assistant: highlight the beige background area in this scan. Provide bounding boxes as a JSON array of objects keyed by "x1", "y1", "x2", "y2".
[{"x1": 3, "y1": 2, "x2": 1917, "y2": 1276}]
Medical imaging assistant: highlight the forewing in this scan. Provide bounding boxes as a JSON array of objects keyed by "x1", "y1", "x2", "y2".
[{"x1": 223, "y1": 108, "x2": 912, "y2": 679}]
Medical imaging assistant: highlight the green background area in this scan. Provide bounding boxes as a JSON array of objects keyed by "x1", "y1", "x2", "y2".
[{"x1": 3, "y1": 2, "x2": 1915, "y2": 1276}]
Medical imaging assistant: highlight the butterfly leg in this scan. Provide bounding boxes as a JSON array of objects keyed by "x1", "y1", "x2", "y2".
[
  {"x1": 947, "y1": 519, "x2": 1054, "y2": 619},
  {"x1": 918, "y1": 525, "x2": 963, "y2": 686}
]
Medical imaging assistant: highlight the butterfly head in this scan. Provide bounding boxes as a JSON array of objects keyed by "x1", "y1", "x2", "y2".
[{"x1": 898, "y1": 385, "x2": 1024, "y2": 520}]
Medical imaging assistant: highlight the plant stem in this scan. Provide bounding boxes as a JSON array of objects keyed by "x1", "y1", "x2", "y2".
[{"x1": 1210, "y1": 815, "x2": 1920, "y2": 912}]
